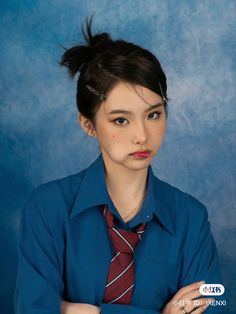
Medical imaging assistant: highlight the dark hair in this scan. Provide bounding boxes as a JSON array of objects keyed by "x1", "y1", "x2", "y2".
[{"x1": 60, "y1": 14, "x2": 168, "y2": 126}]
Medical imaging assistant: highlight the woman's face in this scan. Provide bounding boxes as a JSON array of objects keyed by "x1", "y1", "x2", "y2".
[{"x1": 82, "y1": 81, "x2": 167, "y2": 171}]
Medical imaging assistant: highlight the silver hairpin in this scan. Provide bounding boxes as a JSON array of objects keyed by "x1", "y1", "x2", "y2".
[
  {"x1": 79, "y1": 62, "x2": 85, "y2": 71},
  {"x1": 86, "y1": 84, "x2": 106, "y2": 101},
  {"x1": 158, "y1": 82, "x2": 167, "y2": 104}
]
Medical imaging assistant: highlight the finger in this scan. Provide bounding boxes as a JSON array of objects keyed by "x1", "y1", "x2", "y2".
[
  {"x1": 185, "y1": 298, "x2": 214, "y2": 314},
  {"x1": 174, "y1": 297, "x2": 211, "y2": 312},
  {"x1": 190, "y1": 303, "x2": 210, "y2": 314},
  {"x1": 180, "y1": 288, "x2": 202, "y2": 303},
  {"x1": 171, "y1": 281, "x2": 204, "y2": 302},
  {"x1": 174, "y1": 287, "x2": 202, "y2": 309}
]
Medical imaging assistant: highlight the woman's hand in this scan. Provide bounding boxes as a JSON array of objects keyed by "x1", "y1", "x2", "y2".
[
  {"x1": 60, "y1": 301, "x2": 100, "y2": 314},
  {"x1": 162, "y1": 281, "x2": 214, "y2": 314}
]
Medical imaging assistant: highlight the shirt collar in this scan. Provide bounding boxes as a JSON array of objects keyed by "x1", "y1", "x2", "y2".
[
  {"x1": 69, "y1": 153, "x2": 175, "y2": 236},
  {"x1": 148, "y1": 167, "x2": 176, "y2": 236},
  {"x1": 69, "y1": 153, "x2": 109, "y2": 218}
]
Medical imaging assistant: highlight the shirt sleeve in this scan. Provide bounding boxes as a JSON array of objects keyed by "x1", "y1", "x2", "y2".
[
  {"x1": 100, "y1": 303, "x2": 162, "y2": 314},
  {"x1": 180, "y1": 197, "x2": 227, "y2": 313},
  {"x1": 14, "y1": 188, "x2": 64, "y2": 314}
]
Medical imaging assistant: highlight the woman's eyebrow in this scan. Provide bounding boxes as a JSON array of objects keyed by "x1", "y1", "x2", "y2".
[{"x1": 108, "y1": 103, "x2": 163, "y2": 115}]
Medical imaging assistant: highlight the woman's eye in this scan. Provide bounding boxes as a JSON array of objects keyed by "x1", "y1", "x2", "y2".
[
  {"x1": 112, "y1": 118, "x2": 128, "y2": 126},
  {"x1": 148, "y1": 111, "x2": 162, "y2": 119},
  {"x1": 111, "y1": 112, "x2": 162, "y2": 126}
]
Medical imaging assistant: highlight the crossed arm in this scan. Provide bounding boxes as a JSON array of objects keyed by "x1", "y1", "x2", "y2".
[
  {"x1": 14, "y1": 190, "x2": 224, "y2": 314},
  {"x1": 60, "y1": 281, "x2": 214, "y2": 314}
]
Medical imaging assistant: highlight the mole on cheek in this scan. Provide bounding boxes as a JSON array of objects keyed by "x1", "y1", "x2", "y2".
[{"x1": 112, "y1": 135, "x2": 116, "y2": 138}]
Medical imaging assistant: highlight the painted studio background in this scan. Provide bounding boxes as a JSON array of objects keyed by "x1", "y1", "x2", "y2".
[{"x1": 0, "y1": 1, "x2": 235, "y2": 313}]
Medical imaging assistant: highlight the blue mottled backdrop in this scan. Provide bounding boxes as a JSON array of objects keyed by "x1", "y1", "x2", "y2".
[{"x1": 0, "y1": 1, "x2": 235, "y2": 313}]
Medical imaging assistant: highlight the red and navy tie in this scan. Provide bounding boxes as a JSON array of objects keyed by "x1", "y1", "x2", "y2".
[{"x1": 100, "y1": 204, "x2": 146, "y2": 304}]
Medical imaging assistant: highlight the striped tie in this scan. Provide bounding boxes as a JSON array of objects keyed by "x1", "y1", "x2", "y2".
[{"x1": 100, "y1": 204, "x2": 146, "y2": 304}]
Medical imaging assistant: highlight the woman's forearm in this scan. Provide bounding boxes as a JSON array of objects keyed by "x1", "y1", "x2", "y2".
[{"x1": 60, "y1": 300, "x2": 100, "y2": 314}]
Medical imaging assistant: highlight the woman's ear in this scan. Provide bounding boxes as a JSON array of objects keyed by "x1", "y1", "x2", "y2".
[{"x1": 77, "y1": 113, "x2": 96, "y2": 137}]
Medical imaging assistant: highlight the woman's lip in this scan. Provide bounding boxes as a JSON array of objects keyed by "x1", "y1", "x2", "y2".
[
  {"x1": 130, "y1": 151, "x2": 151, "y2": 157},
  {"x1": 131, "y1": 151, "x2": 151, "y2": 154}
]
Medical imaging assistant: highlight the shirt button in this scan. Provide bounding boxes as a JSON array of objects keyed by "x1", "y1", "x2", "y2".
[{"x1": 147, "y1": 215, "x2": 150, "y2": 218}]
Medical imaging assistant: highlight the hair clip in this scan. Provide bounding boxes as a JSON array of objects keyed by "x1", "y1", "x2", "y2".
[
  {"x1": 158, "y1": 82, "x2": 167, "y2": 105},
  {"x1": 79, "y1": 62, "x2": 85, "y2": 71},
  {"x1": 86, "y1": 84, "x2": 106, "y2": 101}
]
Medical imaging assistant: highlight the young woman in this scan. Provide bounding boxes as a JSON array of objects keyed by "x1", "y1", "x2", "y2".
[{"x1": 14, "y1": 16, "x2": 225, "y2": 314}]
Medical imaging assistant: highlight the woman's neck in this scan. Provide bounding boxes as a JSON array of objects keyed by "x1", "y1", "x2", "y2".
[
  {"x1": 105, "y1": 167, "x2": 148, "y2": 199},
  {"x1": 103, "y1": 155, "x2": 148, "y2": 218}
]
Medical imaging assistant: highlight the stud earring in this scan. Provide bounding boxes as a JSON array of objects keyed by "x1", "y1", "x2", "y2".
[{"x1": 88, "y1": 131, "x2": 95, "y2": 137}]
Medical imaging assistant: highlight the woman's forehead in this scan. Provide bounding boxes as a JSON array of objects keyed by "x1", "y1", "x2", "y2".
[{"x1": 103, "y1": 81, "x2": 163, "y2": 112}]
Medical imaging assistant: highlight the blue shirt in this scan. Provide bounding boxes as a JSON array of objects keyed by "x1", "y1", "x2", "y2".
[{"x1": 14, "y1": 153, "x2": 226, "y2": 313}]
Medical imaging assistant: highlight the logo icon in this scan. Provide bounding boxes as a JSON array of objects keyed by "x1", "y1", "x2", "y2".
[{"x1": 199, "y1": 284, "x2": 225, "y2": 296}]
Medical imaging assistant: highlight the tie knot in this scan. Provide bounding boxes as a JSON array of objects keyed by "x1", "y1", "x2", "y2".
[{"x1": 100, "y1": 205, "x2": 146, "y2": 254}]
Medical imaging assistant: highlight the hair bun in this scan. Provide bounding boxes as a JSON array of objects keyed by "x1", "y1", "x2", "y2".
[
  {"x1": 82, "y1": 13, "x2": 113, "y2": 48},
  {"x1": 60, "y1": 15, "x2": 112, "y2": 78},
  {"x1": 90, "y1": 32, "x2": 112, "y2": 48}
]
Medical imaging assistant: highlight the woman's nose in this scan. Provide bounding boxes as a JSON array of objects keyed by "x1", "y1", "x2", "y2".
[{"x1": 131, "y1": 123, "x2": 147, "y2": 144}]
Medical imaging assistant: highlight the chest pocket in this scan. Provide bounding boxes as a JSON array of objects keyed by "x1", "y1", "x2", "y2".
[
  {"x1": 147, "y1": 260, "x2": 180, "y2": 292},
  {"x1": 133, "y1": 259, "x2": 181, "y2": 311},
  {"x1": 132, "y1": 221, "x2": 181, "y2": 311}
]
